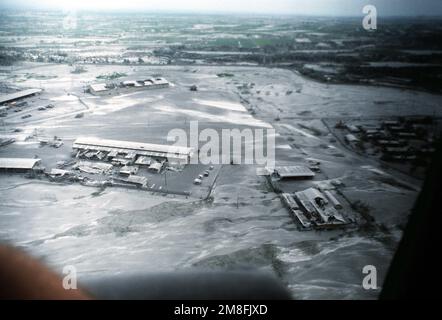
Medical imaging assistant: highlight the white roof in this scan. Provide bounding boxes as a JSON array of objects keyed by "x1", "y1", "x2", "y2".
[
  {"x1": 122, "y1": 80, "x2": 142, "y2": 87},
  {"x1": 0, "y1": 158, "x2": 41, "y2": 169},
  {"x1": 0, "y1": 89, "x2": 42, "y2": 105},
  {"x1": 124, "y1": 78, "x2": 169, "y2": 87},
  {"x1": 126, "y1": 175, "x2": 148, "y2": 185},
  {"x1": 135, "y1": 156, "x2": 152, "y2": 165},
  {"x1": 49, "y1": 168, "x2": 72, "y2": 176},
  {"x1": 346, "y1": 124, "x2": 359, "y2": 132},
  {"x1": 153, "y1": 78, "x2": 169, "y2": 85},
  {"x1": 302, "y1": 187, "x2": 327, "y2": 203},
  {"x1": 280, "y1": 193, "x2": 299, "y2": 209},
  {"x1": 120, "y1": 167, "x2": 138, "y2": 175},
  {"x1": 74, "y1": 137, "x2": 193, "y2": 157},
  {"x1": 89, "y1": 83, "x2": 108, "y2": 92},
  {"x1": 345, "y1": 134, "x2": 359, "y2": 142},
  {"x1": 78, "y1": 161, "x2": 113, "y2": 171},
  {"x1": 113, "y1": 175, "x2": 148, "y2": 186},
  {"x1": 274, "y1": 166, "x2": 315, "y2": 178},
  {"x1": 149, "y1": 162, "x2": 163, "y2": 171}
]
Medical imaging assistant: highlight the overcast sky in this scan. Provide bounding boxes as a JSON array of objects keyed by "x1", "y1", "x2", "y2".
[{"x1": 2, "y1": 0, "x2": 442, "y2": 16}]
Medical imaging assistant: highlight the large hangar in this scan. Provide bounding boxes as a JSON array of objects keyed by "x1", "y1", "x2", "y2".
[{"x1": 72, "y1": 137, "x2": 193, "y2": 165}]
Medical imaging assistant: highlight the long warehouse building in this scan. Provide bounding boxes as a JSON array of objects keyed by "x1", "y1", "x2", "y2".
[
  {"x1": 0, "y1": 158, "x2": 42, "y2": 173},
  {"x1": 73, "y1": 137, "x2": 193, "y2": 164},
  {"x1": 270, "y1": 166, "x2": 315, "y2": 180},
  {"x1": 0, "y1": 89, "x2": 42, "y2": 105}
]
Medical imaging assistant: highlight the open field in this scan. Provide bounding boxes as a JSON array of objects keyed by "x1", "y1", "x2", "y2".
[{"x1": 1, "y1": 12, "x2": 442, "y2": 92}]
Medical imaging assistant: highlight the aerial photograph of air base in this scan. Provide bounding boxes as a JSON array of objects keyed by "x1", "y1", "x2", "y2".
[{"x1": 0, "y1": 0, "x2": 441, "y2": 300}]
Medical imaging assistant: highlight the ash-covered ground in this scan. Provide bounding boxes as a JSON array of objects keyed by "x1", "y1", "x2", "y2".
[{"x1": 1, "y1": 63, "x2": 440, "y2": 299}]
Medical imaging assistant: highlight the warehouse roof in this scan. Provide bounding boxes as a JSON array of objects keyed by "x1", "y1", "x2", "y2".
[
  {"x1": 0, "y1": 158, "x2": 41, "y2": 169},
  {"x1": 113, "y1": 175, "x2": 148, "y2": 187},
  {"x1": 0, "y1": 89, "x2": 42, "y2": 105},
  {"x1": 345, "y1": 134, "x2": 359, "y2": 142},
  {"x1": 272, "y1": 166, "x2": 315, "y2": 179},
  {"x1": 89, "y1": 83, "x2": 108, "y2": 92},
  {"x1": 73, "y1": 137, "x2": 193, "y2": 157}
]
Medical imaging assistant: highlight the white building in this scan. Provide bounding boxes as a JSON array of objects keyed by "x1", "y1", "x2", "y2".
[
  {"x1": 88, "y1": 77, "x2": 169, "y2": 96},
  {"x1": 0, "y1": 158, "x2": 42, "y2": 173},
  {"x1": 0, "y1": 89, "x2": 42, "y2": 105},
  {"x1": 88, "y1": 83, "x2": 111, "y2": 96},
  {"x1": 269, "y1": 166, "x2": 315, "y2": 180},
  {"x1": 294, "y1": 187, "x2": 347, "y2": 228},
  {"x1": 73, "y1": 137, "x2": 193, "y2": 165},
  {"x1": 120, "y1": 77, "x2": 170, "y2": 90},
  {"x1": 345, "y1": 134, "x2": 359, "y2": 143}
]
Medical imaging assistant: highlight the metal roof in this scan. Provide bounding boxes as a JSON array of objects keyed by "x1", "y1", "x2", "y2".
[
  {"x1": 49, "y1": 168, "x2": 72, "y2": 176},
  {"x1": 0, "y1": 89, "x2": 42, "y2": 105},
  {"x1": 121, "y1": 80, "x2": 142, "y2": 87},
  {"x1": 73, "y1": 137, "x2": 193, "y2": 157},
  {"x1": 295, "y1": 188, "x2": 346, "y2": 225},
  {"x1": 274, "y1": 166, "x2": 315, "y2": 178},
  {"x1": 148, "y1": 162, "x2": 163, "y2": 171},
  {"x1": 302, "y1": 187, "x2": 327, "y2": 203},
  {"x1": 89, "y1": 83, "x2": 108, "y2": 92},
  {"x1": 345, "y1": 134, "x2": 359, "y2": 142},
  {"x1": 135, "y1": 156, "x2": 152, "y2": 165},
  {"x1": 280, "y1": 193, "x2": 299, "y2": 210},
  {"x1": 114, "y1": 175, "x2": 148, "y2": 186},
  {"x1": 122, "y1": 78, "x2": 169, "y2": 88},
  {"x1": 0, "y1": 158, "x2": 41, "y2": 169}
]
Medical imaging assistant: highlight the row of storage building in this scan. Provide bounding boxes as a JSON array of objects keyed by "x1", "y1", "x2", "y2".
[
  {"x1": 72, "y1": 137, "x2": 193, "y2": 167},
  {"x1": 88, "y1": 78, "x2": 170, "y2": 95},
  {"x1": 280, "y1": 187, "x2": 347, "y2": 230}
]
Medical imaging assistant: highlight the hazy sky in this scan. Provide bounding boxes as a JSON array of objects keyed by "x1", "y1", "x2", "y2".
[{"x1": 1, "y1": 0, "x2": 442, "y2": 16}]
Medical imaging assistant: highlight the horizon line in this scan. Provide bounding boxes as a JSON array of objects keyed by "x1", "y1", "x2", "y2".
[{"x1": 1, "y1": 6, "x2": 442, "y2": 18}]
